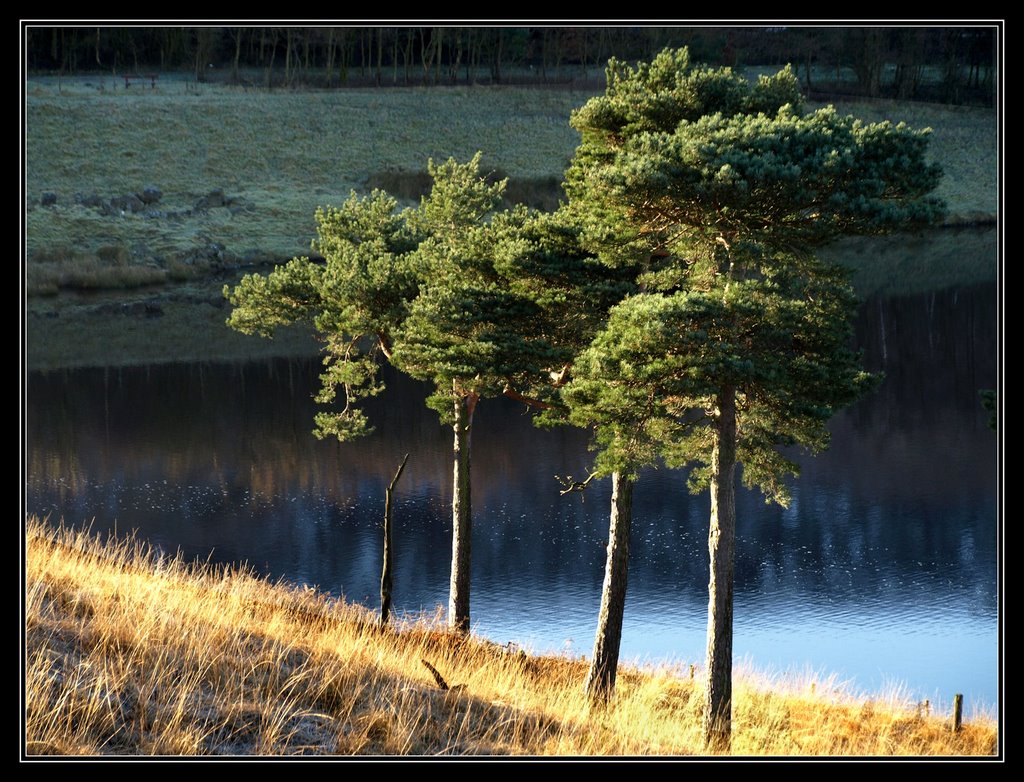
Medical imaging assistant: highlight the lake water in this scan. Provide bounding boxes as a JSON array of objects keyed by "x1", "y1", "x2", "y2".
[{"x1": 25, "y1": 281, "x2": 999, "y2": 717}]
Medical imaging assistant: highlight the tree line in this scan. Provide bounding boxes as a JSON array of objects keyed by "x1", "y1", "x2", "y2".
[
  {"x1": 225, "y1": 49, "x2": 945, "y2": 750},
  {"x1": 26, "y1": 25, "x2": 996, "y2": 105}
]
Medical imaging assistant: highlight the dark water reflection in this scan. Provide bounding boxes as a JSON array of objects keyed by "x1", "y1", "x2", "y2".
[{"x1": 26, "y1": 283, "x2": 998, "y2": 715}]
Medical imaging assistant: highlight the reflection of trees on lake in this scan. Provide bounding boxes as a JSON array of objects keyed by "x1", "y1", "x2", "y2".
[
  {"x1": 739, "y1": 282, "x2": 997, "y2": 613},
  {"x1": 27, "y1": 284, "x2": 996, "y2": 616},
  {"x1": 27, "y1": 357, "x2": 596, "y2": 505}
]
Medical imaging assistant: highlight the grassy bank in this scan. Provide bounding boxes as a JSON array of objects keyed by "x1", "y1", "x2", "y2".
[
  {"x1": 26, "y1": 79, "x2": 995, "y2": 271},
  {"x1": 25, "y1": 226, "x2": 997, "y2": 372},
  {"x1": 25, "y1": 277, "x2": 319, "y2": 371},
  {"x1": 24, "y1": 518, "x2": 997, "y2": 757},
  {"x1": 24, "y1": 79, "x2": 998, "y2": 371},
  {"x1": 25, "y1": 81, "x2": 593, "y2": 272}
]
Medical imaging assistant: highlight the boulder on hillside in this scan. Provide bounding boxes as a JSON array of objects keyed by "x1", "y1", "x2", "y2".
[
  {"x1": 76, "y1": 192, "x2": 103, "y2": 208},
  {"x1": 194, "y1": 188, "x2": 226, "y2": 210},
  {"x1": 138, "y1": 185, "x2": 163, "y2": 205}
]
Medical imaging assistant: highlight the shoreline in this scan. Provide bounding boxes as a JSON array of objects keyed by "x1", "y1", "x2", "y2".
[
  {"x1": 25, "y1": 224, "x2": 999, "y2": 373},
  {"x1": 25, "y1": 517, "x2": 998, "y2": 756}
]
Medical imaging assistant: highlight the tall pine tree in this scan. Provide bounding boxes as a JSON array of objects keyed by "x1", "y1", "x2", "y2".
[{"x1": 562, "y1": 48, "x2": 944, "y2": 744}]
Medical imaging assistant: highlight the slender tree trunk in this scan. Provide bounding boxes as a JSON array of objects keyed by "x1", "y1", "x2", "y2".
[
  {"x1": 375, "y1": 27, "x2": 383, "y2": 87},
  {"x1": 232, "y1": 28, "x2": 243, "y2": 84},
  {"x1": 325, "y1": 28, "x2": 335, "y2": 88},
  {"x1": 359, "y1": 27, "x2": 368, "y2": 79},
  {"x1": 450, "y1": 28, "x2": 462, "y2": 84},
  {"x1": 284, "y1": 28, "x2": 293, "y2": 87},
  {"x1": 404, "y1": 27, "x2": 414, "y2": 85},
  {"x1": 703, "y1": 386, "x2": 737, "y2": 750},
  {"x1": 449, "y1": 391, "x2": 478, "y2": 633},
  {"x1": 584, "y1": 471, "x2": 634, "y2": 703},
  {"x1": 380, "y1": 453, "x2": 410, "y2": 627},
  {"x1": 302, "y1": 30, "x2": 310, "y2": 83},
  {"x1": 392, "y1": 29, "x2": 398, "y2": 84},
  {"x1": 493, "y1": 29, "x2": 503, "y2": 84},
  {"x1": 434, "y1": 27, "x2": 443, "y2": 85},
  {"x1": 264, "y1": 29, "x2": 277, "y2": 89},
  {"x1": 338, "y1": 29, "x2": 349, "y2": 85},
  {"x1": 419, "y1": 27, "x2": 433, "y2": 85}
]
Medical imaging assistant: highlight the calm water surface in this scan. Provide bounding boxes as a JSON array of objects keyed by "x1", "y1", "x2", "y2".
[{"x1": 26, "y1": 282, "x2": 999, "y2": 715}]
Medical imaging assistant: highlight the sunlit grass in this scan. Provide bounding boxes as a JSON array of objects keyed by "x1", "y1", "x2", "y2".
[{"x1": 24, "y1": 517, "x2": 998, "y2": 756}]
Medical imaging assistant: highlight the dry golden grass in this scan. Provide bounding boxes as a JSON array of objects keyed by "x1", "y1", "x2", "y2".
[
  {"x1": 27, "y1": 251, "x2": 169, "y2": 296},
  {"x1": 24, "y1": 518, "x2": 998, "y2": 757}
]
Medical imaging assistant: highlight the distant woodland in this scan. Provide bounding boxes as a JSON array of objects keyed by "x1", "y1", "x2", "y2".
[{"x1": 25, "y1": 25, "x2": 997, "y2": 106}]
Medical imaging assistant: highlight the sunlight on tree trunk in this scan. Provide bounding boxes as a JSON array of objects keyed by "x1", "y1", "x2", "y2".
[
  {"x1": 584, "y1": 471, "x2": 634, "y2": 703},
  {"x1": 703, "y1": 386, "x2": 737, "y2": 750}
]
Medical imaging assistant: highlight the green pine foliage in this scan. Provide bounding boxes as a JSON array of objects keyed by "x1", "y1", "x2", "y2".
[
  {"x1": 226, "y1": 153, "x2": 629, "y2": 434},
  {"x1": 566, "y1": 266, "x2": 877, "y2": 503},
  {"x1": 563, "y1": 47, "x2": 944, "y2": 490}
]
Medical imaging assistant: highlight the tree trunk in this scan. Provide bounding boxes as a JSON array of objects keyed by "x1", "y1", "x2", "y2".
[
  {"x1": 492, "y1": 28, "x2": 503, "y2": 83},
  {"x1": 302, "y1": 30, "x2": 310, "y2": 83},
  {"x1": 449, "y1": 28, "x2": 462, "y2": 84},
  {"x1": 232, "y1": 28, "x2": 243, "y2": 84},
  {"x1": 284, "y1": 28, "x2": 293, "y2": 87},
  {"x1": 264, "y1": 29, "x2": 277, "y2": 89},
  {"x1": 375, "y1": 27, "x2": 383, "y2": 87},
  {"x1": 584, "y1": 471, "x2": 634, "y2": 703},
  {"x1": 359, "y1": 27, "x2": 368, "y2": 79},
  {"x1": 380, "y1": 453, "x2": 410, "y2": 627},
  {"x1": 449, "y1": 391, "x2": 477, "y2": 633},
  {"x1": 325, "y1": 28, "x2": 335, "y2": 88},
  {"x1": 392, "y1": 28, "x2": 398, "y2": 84},
  {"x1": 338, "y1": 29, "x2": 349, "y2": 85},
  {"x1": 703, "y1": 386, "x2": 737, "y2": 750},
  {"x1": 433, "y1": 27, "x2": 443, "y2": 85},
  {"x1": 404, "y1": 28, "x2": 414, "y2": 85}
]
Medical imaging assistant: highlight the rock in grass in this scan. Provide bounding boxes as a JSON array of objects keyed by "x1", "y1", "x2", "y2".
[
  {"x1": 40, "y1": 192, "x2": 57, "y2": 206},
  {"x1": 76, "y1": 192, "x2": 103, "y2": 208},
  {"x1": 138, "y1": 185, "x2": 163, "y2": 205},
  {"x1": 194, "y1": 188, "x2": 226, "y2": 210}
]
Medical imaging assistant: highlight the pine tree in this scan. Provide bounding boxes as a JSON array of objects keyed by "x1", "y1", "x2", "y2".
[
  {"x1": 562, "y1": 48, "x2": 944, "y2": 743},
  {"x1": 225, "y1": 155, "x2": 628, "y2": 634}
]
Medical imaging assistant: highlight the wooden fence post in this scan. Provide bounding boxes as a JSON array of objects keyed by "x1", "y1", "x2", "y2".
[{"x1": 952, "y1": 693, "x2": 963, "y2": 732}]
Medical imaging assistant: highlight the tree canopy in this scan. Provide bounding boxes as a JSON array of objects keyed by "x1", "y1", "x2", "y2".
[{"x1": 27, "y1": 26, "x2": 996, "y2": 106}]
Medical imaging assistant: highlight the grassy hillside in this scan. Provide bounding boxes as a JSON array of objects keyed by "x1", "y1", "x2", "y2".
[
  {"x1": 26, "y1": 79, "x2": 995, "y2": 269},
  {"x1": 24, "y1": 79, "x2": 998, "y2": 371},
  {"x1": 25, "y1": 518, "x2": 997, "y2": 757},
  {"x1": 26, "y1": 80, "x2": 590, "y2": 270}
]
